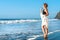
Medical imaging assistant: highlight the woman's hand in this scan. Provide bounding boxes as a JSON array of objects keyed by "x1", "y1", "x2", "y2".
[{"x1": 40, "y1": 9, "x2": 42, "y2": 13}]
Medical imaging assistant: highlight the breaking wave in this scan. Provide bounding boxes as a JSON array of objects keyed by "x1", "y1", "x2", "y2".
[
  {"x1": 0, "y1": 20, "x2": 40, "y2": 24},
  {"x1": 0, "y1": 19, "x2": 58, "y2": 24}
]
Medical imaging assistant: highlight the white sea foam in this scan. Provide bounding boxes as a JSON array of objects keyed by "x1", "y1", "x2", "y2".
[
  {"x1": 0, "y1": 19, "x2": 58, "y2": 24},
  {"x1": 28, "y1": 30, "x2": 60, "y2": 40},
  {"x1": 48, "y1": 19, "x2": 58, "y2": 21},
  {"x1": 0, "y1": 20, "x2": 40, "y2": 24}
]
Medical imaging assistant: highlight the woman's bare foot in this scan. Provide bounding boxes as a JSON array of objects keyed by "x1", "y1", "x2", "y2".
[{"x1": 44, "y1": 33, "x2": 47, "y2": 39}]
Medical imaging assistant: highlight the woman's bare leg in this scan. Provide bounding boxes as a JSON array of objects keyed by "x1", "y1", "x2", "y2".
[
  {"x1": 45, "y1": 27, "x2": 48, "y2": 36},
  {"x1": 44, "y1": 26, "x2": 48, "y2": 39},
  {"x1": 42, "y1": 26, "x2": 45, "y2": 34},
  {"x1": 42, "y1": 25, "x2": 48, "y2": 38},
  {"x1": 42, "y1": 25, "x2": 46, "y2": 38}
]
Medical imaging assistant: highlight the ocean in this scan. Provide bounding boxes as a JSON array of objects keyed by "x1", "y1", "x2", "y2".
[{"x1": 0, "y1": 19, "x2": 60, "y2": 40}]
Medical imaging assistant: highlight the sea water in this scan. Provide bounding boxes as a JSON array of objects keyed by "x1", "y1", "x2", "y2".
[{"x1": 0, "y1": 19, "x2": 60, "y2": 40}]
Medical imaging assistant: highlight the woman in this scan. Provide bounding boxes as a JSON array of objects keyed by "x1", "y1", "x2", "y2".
[{"x1": 40, "y1": 3, "x2": 49, "y2": 38}]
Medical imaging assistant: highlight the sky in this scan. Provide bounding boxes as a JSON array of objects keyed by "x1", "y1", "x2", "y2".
[{"x1": 0, "y1": 0, "x2": 60, "y2": 19}]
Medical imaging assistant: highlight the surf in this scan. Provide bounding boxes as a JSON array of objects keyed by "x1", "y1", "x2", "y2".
[
  {"x1": 0, "y1": 19, "x2": 58, "y2": 24},
  {"x1": 0, "y1": 19, "x2": 40, "y2": 24},
  {"x1": 28, "y1": 30, "x2": 60, "y2": 40}
]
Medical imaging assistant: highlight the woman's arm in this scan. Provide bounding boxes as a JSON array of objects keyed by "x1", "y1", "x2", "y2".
[{"x1": 45, "y1": 9, "x2": 49, "y2": 16}]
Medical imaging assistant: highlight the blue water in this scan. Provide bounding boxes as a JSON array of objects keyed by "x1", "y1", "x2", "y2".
[{"x1": 0, "y1": 19, "x2": 60, "y2": 40}]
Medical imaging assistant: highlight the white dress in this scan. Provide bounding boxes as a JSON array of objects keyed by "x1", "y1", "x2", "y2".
[{"x1": 40, "y1": 9, "x2": 48, "y2": 28}]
